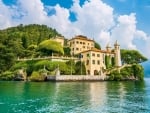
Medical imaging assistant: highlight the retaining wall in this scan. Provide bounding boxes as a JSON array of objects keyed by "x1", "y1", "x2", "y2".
[{"x1": 47, "y1": 75, "x2": 107, "y2": 81}]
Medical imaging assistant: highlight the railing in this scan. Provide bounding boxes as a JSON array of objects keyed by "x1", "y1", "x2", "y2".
[{"x1": 17, "y1": 56, "x2": 79, "y2": 61}]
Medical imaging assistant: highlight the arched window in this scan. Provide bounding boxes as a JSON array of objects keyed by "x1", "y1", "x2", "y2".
[
  {"x1": 87, "y1": 70, "x2": 90, "y2": 75},
  {"x1": 94, "y1": 70, "x2": 99, "y2": 75},
  {"x1": 86, "y1": 60, "x2": 89, "y2": 65}
]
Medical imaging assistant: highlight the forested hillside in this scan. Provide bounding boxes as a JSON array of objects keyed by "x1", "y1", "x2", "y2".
[
  {"x1": 0, "y1": 24, "x2": 62, "y2": 73},
  {"x1": 0, "y1": 24, "x2": 148, "y2": 81}
]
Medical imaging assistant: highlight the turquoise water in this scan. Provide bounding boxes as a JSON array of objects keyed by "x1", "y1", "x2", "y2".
[{"x1": 0, "y1": 79, "x2": 150, "y2": 113}]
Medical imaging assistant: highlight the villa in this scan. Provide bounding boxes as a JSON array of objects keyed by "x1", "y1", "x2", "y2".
[{"x1": 54, "y1": 35, "x2": 122, "y2": 76}]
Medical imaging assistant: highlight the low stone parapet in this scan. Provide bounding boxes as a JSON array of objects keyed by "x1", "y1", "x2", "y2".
[{"x1": 47, "y1": 75, "x2": 106, "y2": 81}]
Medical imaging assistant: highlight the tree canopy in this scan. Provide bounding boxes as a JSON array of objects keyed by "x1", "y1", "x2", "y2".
[
  {"x1": 38, "y1": 40, "x2": 64, "y2": 55},
  {"x1": 0, "y1": 24, "x2": 63, "y2": 73},
  {"x1": 121, "y1": 49, "x2": 147, "y2": 64},
  {"x1": 94, "y1": 41, "x2": 101, "y2": 49}
]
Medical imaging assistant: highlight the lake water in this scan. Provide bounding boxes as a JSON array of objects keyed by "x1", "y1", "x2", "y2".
[{"x1": 0, "y1": 79, "x2": 150, "y2": 113}]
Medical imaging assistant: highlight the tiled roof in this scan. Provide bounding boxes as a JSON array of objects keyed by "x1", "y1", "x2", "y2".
[
  {"x1": 80, "y1": 47, "x2": 115, "y2": 54},
  {"x1": 68, "y1": 35, "x2": 94, "y2": 42}
]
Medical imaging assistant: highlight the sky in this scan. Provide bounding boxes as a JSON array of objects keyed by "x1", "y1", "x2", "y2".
[{"x1": 0, "y1": 0, "x2": 150, "y2": 59}]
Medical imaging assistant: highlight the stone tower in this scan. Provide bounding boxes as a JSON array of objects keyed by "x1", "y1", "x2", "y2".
[
  {"x1": 106, "y1": 43, "x2": 111, "y2": 52},
  {"x1": 114, "y1": 40, "x2": 122, "y2": 67}
]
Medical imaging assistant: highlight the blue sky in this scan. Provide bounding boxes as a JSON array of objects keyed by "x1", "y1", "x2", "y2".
[{"x1": 1, "y1": 0, "x2": 150, "y2": 58}]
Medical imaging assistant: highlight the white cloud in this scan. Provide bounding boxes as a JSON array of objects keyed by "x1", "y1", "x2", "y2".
[
  {"x1": 98, "y1": 31, "x2": 111, "y2": 49},
  {"x1": 111, "y1": 13, "x2": 137, "y2": 49},
  {"x1": 71, "y1": 0, "x2": 114, "y2": 37},
  {"x1": 134, "y1": 30, "x2": 148, "y2": 40},
  {"x1": 45, "y1": 4, "x2": 81, "y2": 38},
  {"x1": 0, "y1": 0, "x2": 12, "y2": 28},
  {"x1": 16, "y1": 0, "x2": 47, "y2": 24},
  {"x1": 0, "y1": 0, "x2": 150, "y2": 58}
]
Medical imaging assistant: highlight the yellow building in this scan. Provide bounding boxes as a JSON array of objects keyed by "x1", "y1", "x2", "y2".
[
  {"x1": 81, "y1": 47, "x2": 115, "y2": 75},
  {"x1": 52, "y1": 36, "x2": 64, "y2": 47},
  {"x1": 68, "y1": 35, "x2": 122, "y2": 75},
  {"x1": 67, "y1": 35, "x2": 95, "y2": 55}
]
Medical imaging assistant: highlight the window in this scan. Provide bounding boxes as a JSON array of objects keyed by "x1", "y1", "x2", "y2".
[
  {"x1": 83, "y1": 42, "x2": 85, "y2": 45},
  {"x1": 72, "y1": 48, "x2": 74, "y2": 50},
  {"x1": 97, "y1": 54, "x2": 100, "y2": 57},
  {"x1": 92, "y1": 60, "x2": 95, "y2": 64},
  {"x1": 76, "y1": 41, "x2": 79, "y2": 44},
  {"x1": 87, "y1": 53, "x2": 90, "y2": 58},
  {"x1": 76, "y1": 48, "x2": 79, "y2": 50},
  {"x1": 86, "y1": 60, "x2": 89, "y2": 65},
  {"x1": 87, "y1": 70, "x2": 90, "y2": 75},
  {"x1": 94, "y1": 70, "x2": 99, "y2": 75},
  {"x1": 92, "y1": 53, "x2": 95, "y2": 56},
  {"x1": 97, "y1": 60, "x2": 100, "y2": 65},
  {"x1": 83, "y1": 46, "x2": 85, "y2": 48},
  {"x1": 80, "y1": 42, "x2": 82, "y2": 44}
]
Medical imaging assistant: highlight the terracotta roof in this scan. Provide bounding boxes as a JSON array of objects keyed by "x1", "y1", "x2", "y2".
[
  {"x1": 80, "y1": 47, "x2": 115, "y2": 54},
  {"x1": 68, "y1": 35, "x2": 94, "y2": 42}
]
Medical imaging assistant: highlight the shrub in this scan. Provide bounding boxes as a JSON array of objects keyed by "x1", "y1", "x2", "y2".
[
  {"x1": 132, "y1": 64, "x2": 144, "y2": 80},
  {"x1": 47, "y1": 61, "x2": 71, "y2": 75},
  {"x1": 33, "y1": 60, "x2": 50, "y2": 71},
  {"x1": 0, "y1": 71, "x2": 14, "y2": 80},
  {"x1": 11, "y1": 61, "x2": 28, "y2": 70},
  {"x1": 30, "y1": 71, "x2": 46, "y2": 81},
  {"x1": 108, "y1": 70, "x2": 122, "y2": 81}
]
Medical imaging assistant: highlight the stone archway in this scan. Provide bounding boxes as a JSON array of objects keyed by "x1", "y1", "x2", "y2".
[{"x1": 94, "y1": 70, "x2": 99, "y2": 75}]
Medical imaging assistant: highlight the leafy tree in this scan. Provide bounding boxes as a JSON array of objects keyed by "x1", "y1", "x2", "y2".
[
  {"x1": 94, "y1": 41, "x2": 101, "y2": 49},
  {"x1": 75, "y1": 61, "x2": 86, "y2": 75},
  {"x1": 33, "y1": 60, "x2": 50, "y2": 71},
  {"x1": 121, "y1": 49, "x2": 147, "y2": 64},
  {"x1": 132, "y1": 64, "x2": 144, "y2": 80},
  {"x1": 111, "y1": 57, "x2": 115, "y2": 67},
  {"x1": 0, "y1": 71, "x2": 14, "y2": 80},
  {"x1": 63, "y1": 47, "x2": 71, "y2": 56},
  {"x1": 66, "y1": 60, "x2": 76, "y2": 74},
  {"x1": 108, "y1": 70, "x2": 122, "y2": 81},
  {"x1": 0, "y1": 44, "x2": 16, "y2": 73},
  {"x1": 105, "y1": 55, "x2": 112, "y2": 69},
  {"x1": 38, "y1": 40, "x2": 64, "y2": 56},
  {"x1": 46, "y1": 61, "x2": 71, "y2": 75}
]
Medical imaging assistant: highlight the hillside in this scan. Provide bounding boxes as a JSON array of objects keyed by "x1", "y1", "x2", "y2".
[
  {"x1": 0, "y1": 24, "x2": 62, "y2": 73},
  {"x1": 0, "y1": 24, "x2": 148, "y2": 81}
]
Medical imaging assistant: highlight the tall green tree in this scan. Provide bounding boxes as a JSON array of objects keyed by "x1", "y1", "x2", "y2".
[
  {"x1": 121, "y1": 49, "x2": 147, "y2": 64},
  {"x1": 0, "y1": 44, "x2": 16, "y2": 73},
  {"x1": 75, "y1": 61, "x2": 86, "y2": 75},
  {"x1": 63, "y1": 47, "x2": 71, "y2": 56}
]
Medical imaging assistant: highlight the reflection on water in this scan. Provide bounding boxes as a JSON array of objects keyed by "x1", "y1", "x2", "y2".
[
  {"x1": 0, "y1": 79, "x2": 150, "y2": 113},
  {"x1": 89, "y1": 82, "x2": 107, "y2": 110}
]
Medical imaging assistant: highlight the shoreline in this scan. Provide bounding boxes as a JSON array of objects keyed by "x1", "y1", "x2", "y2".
[{"x1": 45, "y1": 75, "x2": 139, "y2": 82}]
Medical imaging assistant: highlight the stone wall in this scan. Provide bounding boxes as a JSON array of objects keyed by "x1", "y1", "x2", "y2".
[{"x1": 47, "y1": 75, "x2": 107, "y2": 81}]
